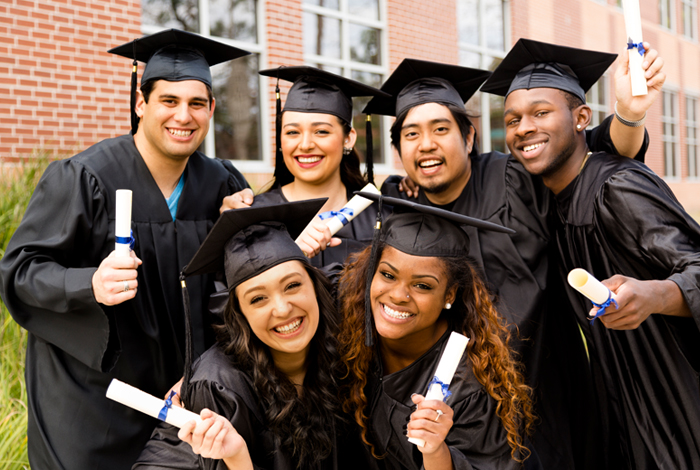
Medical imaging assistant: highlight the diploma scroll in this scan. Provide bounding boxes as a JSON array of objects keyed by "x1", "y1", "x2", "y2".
[
  {"x1": 295, "y1": 183, "x2": 381, "y2": 244},
  {"x1": 115, "y1": 190, "x2": 133, "y2": 257},
  {"x1": 106, "y1": 379, "x2": 201, "y2": 428},
  {"x1": 621, "y1": 0, "x2": 648, "y2": 96},
  {"x1": 408, "y1": 331, "x2": 470, "y2": 447},
  {"x1": 567, "y1": 268, "x2": 618, "y2": 322}
]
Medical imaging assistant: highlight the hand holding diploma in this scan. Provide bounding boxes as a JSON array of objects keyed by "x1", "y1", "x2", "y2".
[
  {"x1": 621, "y1": 0, "x2": 647, "y2": 96},
  {"x1": 614, "y1": 42, "x2": 665, "y2": 123},
  {"x1": 92, "y1": 251, "x2": 141, "y2": 306},
  {"x1": 407, "y1": 394, "x2": 454, "y2": 462}
]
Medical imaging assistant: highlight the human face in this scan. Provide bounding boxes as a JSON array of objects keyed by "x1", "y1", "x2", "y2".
[
  {"x1": 134, "y1": 79, "x2": 214, "y2": 163},
  {"x1": 281, "y1": 111, "x2": 356, "y2": 186},
  {"x1": 398, "y1": 103, "x2": 474, "y2": 204},
  {"x1": 370, "y1": 246, "x2": 457, "y2": 346},
  {"x1": 504, "y1": 88, "x2": 587, "y2": 188},
  {"x1": 235, "y1": 261, "x2": 319, "y2": 360}
]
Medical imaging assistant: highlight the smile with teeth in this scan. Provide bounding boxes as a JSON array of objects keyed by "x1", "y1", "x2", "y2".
[
  {"x1": 419, "y1": 159, "x2": 442, "y2": 168},
  {"x1": 383, "y1": 304, "x2": 415, "y2": 320},
  {"x1": 274, "y1": 317, "x2": 303, "y2": 334},
  {"x1": 169, "y1": 128, "x2": 194, "y2": 137},
  {"x1": 523, "y1": 142, "x2": 545, "y2": 152},
  {"x1": 296, "y1": 155, "x2": 322, "y2": 163}
]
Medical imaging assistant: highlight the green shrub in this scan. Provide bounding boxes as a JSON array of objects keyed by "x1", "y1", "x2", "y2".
[{"x1": 0, "y1": 155, "x2": 51, "y2": 470}]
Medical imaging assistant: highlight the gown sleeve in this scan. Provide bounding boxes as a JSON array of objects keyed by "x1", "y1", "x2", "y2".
[
  {"x1": 595, "y1": 168, "x2": 700, "y2": 329},
  {"x1": 446, "y1": 389, "x2": 520, "y2": 470},
  {"x1": 0, "y1": 159, "x2": 118, "y2": 372},
  {"x1": 586, "y1": 114, "x2": 649, "y2": 162},
  {"x1": 220, "y1": 159, "x2": 251, "y2": 194}
]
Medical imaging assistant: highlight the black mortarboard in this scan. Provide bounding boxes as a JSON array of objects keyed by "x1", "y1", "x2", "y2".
[
  {"x1": 480, "y1": 38, "x2": 617, "y2": 102},
  {"x1": 108, "y1": 29, "x2": 251, "y2": 134},
  {"x1": 362, "y1": 59, "x2": 492, "y2": 117},
  {"x1": 355, "y1": 192, "x2": 514, "y2": 346},
  {"x1": 178, "y1": 199, "x2": 325, "y2": 406},
  {"x1": 258, "y1": 66, "x2": 390, "y2": 186}
]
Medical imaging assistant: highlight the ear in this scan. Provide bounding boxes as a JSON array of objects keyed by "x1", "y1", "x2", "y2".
[
  {"x1": 345, "y1": 127, "x2": 358, "y2": 148},
  {"x1": 209, "y1": 97, "x2": 216, "y2": 118},
  {"x1": 465, "y1": 125, "x2": 476, "y2": 153},
  {"x1": 574, "y1": 104, "x2": 592, "y2": 132},
  {"x1": 134, "y1": 89, "x2": 146, "y2": 119},
  {"x1": 445, "y1": 285, "x2": 458, "y2": 306}
]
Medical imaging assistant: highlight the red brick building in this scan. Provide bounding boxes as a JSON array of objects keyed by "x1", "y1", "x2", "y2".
[{"x1": 2, "y1": 0, "x2": 699, "y2": 215}]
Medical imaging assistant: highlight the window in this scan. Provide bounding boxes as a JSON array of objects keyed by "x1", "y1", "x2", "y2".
[
  {"x1": 458, "y1": 0, "x2": 508, "y2": 153},
  {"x1": 586, "y1": 76, "x2": 609, "y2": 127},
  {"x1": 681, "y1": 0, "x2": 698, "y2": 39},
  {"x1": 302, "y1": 0, "x2": 388, "y2": 166},
  {"x1": 687, "y1": 96, "x2": 699, "y2": 178},
  {"x1": 660, "y1": 0, "x2": 675, "y2": 30},
  {"x1": 662, "y1": 90, "x2": 680, "y2": 178},
  {"x1": 140, "y1": 0, "x2": 265, "y2": 163}
]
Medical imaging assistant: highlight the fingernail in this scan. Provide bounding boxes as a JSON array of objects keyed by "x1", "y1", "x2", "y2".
[{"x1": 411, "y1": 393, "x2": 417, "y2": 398}]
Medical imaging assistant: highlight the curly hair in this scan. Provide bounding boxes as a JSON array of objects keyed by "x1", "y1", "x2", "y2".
[
  {"x1": 337, "y1": 244, "x2": 535, "y2": 462},
  {"x1": 214, "y1": 263, "x2": 344, "y2": 469}
]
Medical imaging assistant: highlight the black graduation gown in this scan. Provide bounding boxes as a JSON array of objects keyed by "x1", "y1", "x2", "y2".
[
  {"x1": 552, "y1": 153, "x2": 700, "y2": 470},
  {"x1": 365, "y1": 328, "x2": 522, "y2": 470},
  {"x1": 0, "y1": 135, "x2": 249, "y2": 470},
  {"x1": 133, "y1": 344, "x2": 373, "y2": 470},
  {"x1": 253, "y1": 187, "x2": 377, "y2": 268}
]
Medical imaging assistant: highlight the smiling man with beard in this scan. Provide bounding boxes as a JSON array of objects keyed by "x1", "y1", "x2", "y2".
[
  {"x1": 483, "y1": 38, "x2": 700, "y2": 470},
  {"x1": 366, "y1": 54, "x2": 663, "y2": 469}
]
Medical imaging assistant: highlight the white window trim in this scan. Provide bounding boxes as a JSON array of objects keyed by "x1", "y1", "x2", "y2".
[
  {"x1": 660, "y1": 0, "x2": 676, "y2": 32},
  {"x1": 662, "y1": 88, "x2": 681, "y2": 180},
  {"x1": 681, "y1": 0, "x2": 698, "y2": 41},
  {"x1": 685, "y1": 93, "x2": 699, "y2": 180},
  {"x1": 587, "y1": 75, "x2": 609, "y2": 127}
]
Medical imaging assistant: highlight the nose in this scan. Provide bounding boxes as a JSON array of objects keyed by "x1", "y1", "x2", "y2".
[
  {"x1": 514, "y1": 115, "x2": 536, "y2": 138},
  {"x1": 173, "y1": 102, "x2": 192, "y2": 124},
  {"x1": 271, "y1": 294, "x2": 293, "y2": 318},
  {"x1": 388, "y1": 282, "x2": 410, "y2": 304},
  {"x1": 299, "y1": 131, "x2": 315, "y2": 151},
  {"x1": 418, "y1": 133, "x2": 437, "y2": 152}
]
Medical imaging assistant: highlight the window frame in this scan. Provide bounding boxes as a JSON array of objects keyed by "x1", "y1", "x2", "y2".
[
  {"x1": 685, "y1": 93, "x2": 699, "y2": 179},
  {"x1": 659, "y1": 0, "x2": 675, "y2": 31},
  {"x1": 681, "y1": 0, "x2": 698, "y2": 40},
  {"x1": 662, "y1": 88, "x2": 681, "y2": 179}
]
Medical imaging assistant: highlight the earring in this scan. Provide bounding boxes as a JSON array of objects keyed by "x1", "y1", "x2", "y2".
[
  {"x1": 343, "y1": 147, "x2": 353, "y2": 155},
  {"x1": 445, "y1": 302, "x2": 452, "y2": 310},
  {"x1": 577, "y1": 124, "x2": 582, "y2": 130}
]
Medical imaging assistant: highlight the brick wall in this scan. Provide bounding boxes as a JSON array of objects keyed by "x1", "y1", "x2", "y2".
[{"x1": 0, "y1": 0, "x2": 140, "y2": 161}]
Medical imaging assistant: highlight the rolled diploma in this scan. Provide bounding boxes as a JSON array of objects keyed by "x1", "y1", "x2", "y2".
[
  {"x1": 106, "y1": 379, "x2": 200, "y2": 428},
  {"x1": 294, "y1": 183, "x2": 381, "y2": 243},
  {"x1": 115, "y1": 189, "x2": 132, "y2": 257},
  {"x1": 622, "y1": 0, "x2": 647, "y2": 96},
  {"x1": 408, "y1": 331, "x2": 470, "y2": 447},
  {"x1": 567, "y1": 268, "x2": 615, "y2": 305}
]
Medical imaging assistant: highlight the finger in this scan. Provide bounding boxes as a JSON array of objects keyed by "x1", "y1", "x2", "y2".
[
  {"x1": 242, "y1": 188, "x2": 254, "y2": 205},
  {"x1": 411, "y1": 393, "x2": 425, "y2": 405},
  {"x1": 178, "y1": 420, "x2": 197, "y2": 441},
  {"x1": 641, "y1": 47, "x2": 657, "y2": 70},
  {"x1": 646, "y1": 71, "x2": 666, "y2": 89},
  {"x1": 201, "y1": 419, "x2": 225, "y2": 453},
  {"x1": 328, "y1": 237, "x2": 342, "y2": 248},
  {"x1": 645, "y1": 56, "x2": 663, "y2": 78}
]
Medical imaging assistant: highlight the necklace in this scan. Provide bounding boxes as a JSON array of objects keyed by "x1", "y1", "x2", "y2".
[{"x1": 578, "y1": 151, "x2": 593, "y2": 175}]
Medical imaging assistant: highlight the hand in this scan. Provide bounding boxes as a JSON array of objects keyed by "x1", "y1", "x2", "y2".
[
  {"x1": 590, "y1": 275, "x2": 684, "y2": 330},
  {"x1": 408, "y1": 394, "x2": 454, "y2": 455},
  {"x1": 92, "y1": 251, "x2": 142, "y2": 306},
  {"x1": 178, "y1": 409, "x2": 249, "y2": 463},
  {"x1": 398, "y1": 175, "x2": 420, "y2": 198},
  {"x1": 614, "y1": 42, "x2": 666, "y2": 120},
  {"x1": 220, "y1": 188, "x2": 255, "y2": 213},
  {"x1": 165, "y1": 377, "x2": 184, "y2": 408},
  {"x1": 295, "y1": 219, "x2": 342, "y2": 258}
]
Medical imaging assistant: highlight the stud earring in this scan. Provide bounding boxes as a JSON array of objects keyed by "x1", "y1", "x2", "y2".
[
  {"x1": 577, "y1": 124, "x2": 582, "y2": 130},
  {"x1": 343, "y1": 147, "x2": 353, "y2": 155},
  {"x1": 445, "y1": 302, "x2": 452, "y2": 310}
]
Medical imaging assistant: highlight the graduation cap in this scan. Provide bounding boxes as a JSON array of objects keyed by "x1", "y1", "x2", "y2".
[
  {"x1": 258, "y1": 66, "x2": 390, "y2": 186},
  {"x1": 479, "y1": 38, "x2": 617, "y2": 102},
  {"x1": 354, "y1": 192, "x2": 515, "y2": 346},
  {"x1": 362, "y1": 58, "x2": 492, "y2": 117},
  {"x1": 178, "y1": 199, "x2": 326, "y2": 406},
  {"x1": 108, "y1": 29, "x2": 251, "y2": 134}
]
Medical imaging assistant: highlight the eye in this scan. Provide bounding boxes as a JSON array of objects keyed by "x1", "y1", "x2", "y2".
[
  {"x1": 535, "y1": 110, "x2": 549, "y2": 117},
  {"x1": 414, "y1": 282, "x2": 433, "y2": 290},
  {"x1": 250, "y1": 295, "x2": 265, "y2": 305},
  {"x1": 284, "y1": 129, "x2": 300, "y2": 136},
  {"x1": 379, "y1": 270, "x2": 395, "y2": 280},
  {"x1": 506, "y1": 117, "x2": 519, "y2": 126},
  {"x1": 403, "y1": 131, "x2": 418, "y2": 139},
  {"x1": 434, "y1": 126, "x2": 449, "y2": 133},
  {"x1": 315, "y1": 129, "x2": 330, "y2": 135},
  {"x1": 285, "y1": 281, "x2": 302, "y2": 292}
]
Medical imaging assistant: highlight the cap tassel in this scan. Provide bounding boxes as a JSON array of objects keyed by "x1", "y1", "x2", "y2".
[
  {"x1": 272, "y1": 69, "x2": 294, "y2": 187},
  {"x1": 364, "y1": 196, "x2": 383, "y2": 346},
  {"x1": 179, "y1": 274, "x2": 194, "y2": 408},
  {"x1": 130, "y1": 40, "x2": 139, "y2": 135},
  {"x1": 365, "y1": 114, "x2": 374, "y2": 185}
]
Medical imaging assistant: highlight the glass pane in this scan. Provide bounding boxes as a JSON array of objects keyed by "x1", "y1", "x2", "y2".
[
  {"x1": 349, "y1": 24, "x2": 381, "y2": 65},
  {"x1": 313, "y1": 63, "x2": 343, "y2": 75},
  {"x1": 348, "y1": 0, "x2": 379, "y2": 20},
  {"x1": 141, "y1": 0, "x2": 199, "y2": 32},
  {"x1": 457, "y1": 0, "x2": 479, "y2": 45},
  {"x1": 304, "y1": 12, "x2": 341, "y2": 59},
  {"x1": 459, "y1": 50, "x2": 481, "y2": 68},
  {"x1": 351, "y1": 70, "x2": 384, "y2": 164},
  {"x1": 484, "y1": 0, "x2": 505, "y2": 51},
  {"x1": 211, "y1": 54, "x2": 261, "y2": 160},
  {"x1": 465, "y1": 93, "x2": 483, "y2": 151},
  {"x1": 303, "y1": 0, "x2": 339, "y2": 9},
  {"x1": 489, "y1": 93, "x2": 505, "y2": 152},
  {"x1": 209, "y1": 0, "x2": 257, "y2": 42}
]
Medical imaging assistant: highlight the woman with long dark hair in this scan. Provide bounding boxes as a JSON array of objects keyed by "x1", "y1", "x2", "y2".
[
  {"x1": 134, "y1": 201, "x2": 371, "y2": 470},
  {"x1": 337, "y1": 195, "x2": 537, "y2": 470}
]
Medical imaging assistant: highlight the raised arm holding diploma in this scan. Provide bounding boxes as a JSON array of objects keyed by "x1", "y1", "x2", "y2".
[{"x1": 622, "y1": 0, "x2": 648, "y2": 96}]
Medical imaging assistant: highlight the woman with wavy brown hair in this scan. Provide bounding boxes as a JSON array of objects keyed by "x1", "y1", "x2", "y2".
[{"x1": 337, "y1": 195, "x2": 538, "y2": 470}]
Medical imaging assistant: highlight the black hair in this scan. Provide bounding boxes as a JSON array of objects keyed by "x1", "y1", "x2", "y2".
[
  {"x1": 561, "y1": 90, "x2": 585, "y2": 111},
  {"x1": 390, "y1": 102, "x2": 480, "y2": 158}
]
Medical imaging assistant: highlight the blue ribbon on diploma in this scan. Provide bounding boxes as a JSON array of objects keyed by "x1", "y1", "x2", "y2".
[
  {"x1": 428, "y1": 376, "x2": 452, "y2": 402},
  {"x1": 115, "y1": 230, "x2": 135, "y2": 250},
  {"x1": 589, "y1": 293, "x2": 618, "y2": 325},
  {"x1": 318, "y1": 207, "x2": 355, "y2": 226},
  {"x1": 158, "y1": 390, "x2": 177, "y2": 421},
  {"x1": 627, "y1": 41, "x2": 646, "y2": 56}
]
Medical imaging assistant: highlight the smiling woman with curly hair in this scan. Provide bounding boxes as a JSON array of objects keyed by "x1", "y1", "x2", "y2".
[{"x1": 337, "y1": 198, "x2": 538, "y2": 470}]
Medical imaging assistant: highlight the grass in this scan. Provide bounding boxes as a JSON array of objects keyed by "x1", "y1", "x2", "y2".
[{"x1": 0, "y1": 155, "x2": 52, "y2": 470}]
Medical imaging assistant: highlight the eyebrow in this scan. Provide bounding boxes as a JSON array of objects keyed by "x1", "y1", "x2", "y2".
[
  {"x1": 401, "y1": 117, "x2": 452, "y2": 131},
  {"x1": 241, "y1": 272, "x2": 303, "y2": 297},
  {"x1": 158, "y1": 94, "x2": 209, "y2": 104},
  {"x1": 504, "y1": 99, "x2": 553, "y2": 116},
  {"x1": 282, "y1": 121, "x2": 334, "y2": 128},
  {"x1": 380, "y1": 261, "x2": 440, "y2": 283}
]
